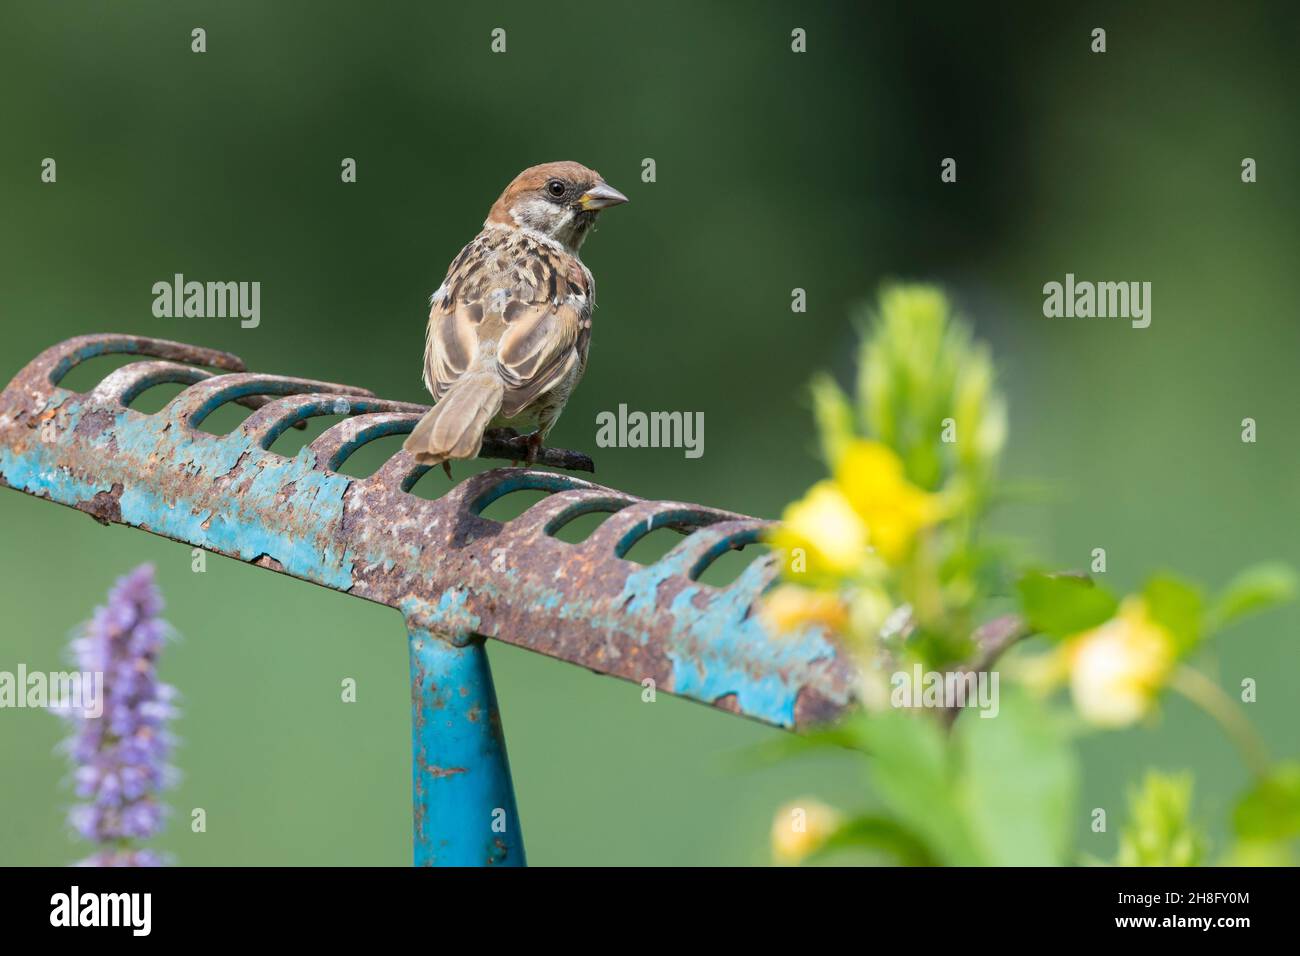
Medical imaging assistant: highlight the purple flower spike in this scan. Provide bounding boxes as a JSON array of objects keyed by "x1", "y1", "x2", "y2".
[{"x1": 54, "y1": 564, "x2": 178, "y2": 866}]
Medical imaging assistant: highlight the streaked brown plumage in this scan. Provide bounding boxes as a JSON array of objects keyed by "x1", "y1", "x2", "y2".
[{"x1": 404, "y1": 162, "x2": 628, "y2": 470}]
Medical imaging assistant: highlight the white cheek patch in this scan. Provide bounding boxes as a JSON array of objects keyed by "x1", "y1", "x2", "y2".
[{"x1": 512, "y1": 198, "x2": 570, "y2": 235}]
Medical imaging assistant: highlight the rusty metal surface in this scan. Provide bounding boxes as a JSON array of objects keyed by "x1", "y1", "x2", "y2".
[{"x1": 0, "y1": 334, "x2": 860, "y2": 730}]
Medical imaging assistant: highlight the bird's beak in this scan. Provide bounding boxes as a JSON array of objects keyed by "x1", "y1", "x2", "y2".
[{"x1": 577, "y1": 182, "x2": 629, "y2": 210}]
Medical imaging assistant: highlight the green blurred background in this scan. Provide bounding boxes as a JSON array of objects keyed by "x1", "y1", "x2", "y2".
[{"x1": 2, "y1": 1, "x2": 1297, "y2": 865}]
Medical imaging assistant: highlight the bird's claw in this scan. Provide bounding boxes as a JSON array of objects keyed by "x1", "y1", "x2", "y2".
[{"x1": 524, "y1": 432, "x2": 543, "y2": 465}]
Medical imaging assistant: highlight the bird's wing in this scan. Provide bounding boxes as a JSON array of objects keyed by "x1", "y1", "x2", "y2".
[
  {"x1": 495, "y1": 295, "x2": 590, "y2": 418},
  {"x1": 423, "y1": 238, "x2": 485, "y2": 402},
  {"x1": 424, "y1": 232, "x2": 592, "y2": 417},
  {"x1": 423, "y1": 293, "x2": 479, "y2": 403}
]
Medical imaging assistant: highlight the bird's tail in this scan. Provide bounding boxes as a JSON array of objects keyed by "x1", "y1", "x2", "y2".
[{"x1": 403, "y1": 375, "x2": 505, "y2": 467}]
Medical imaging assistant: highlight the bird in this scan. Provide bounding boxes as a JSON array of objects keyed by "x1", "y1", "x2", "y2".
[{"x1": 403, "y1": 161, "x2": 629, "y2": 475}]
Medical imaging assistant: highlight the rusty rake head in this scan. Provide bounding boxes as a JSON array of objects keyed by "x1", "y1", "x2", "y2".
[{"x1": 0, "y1": 334, "x2": 859, "y2": 729}]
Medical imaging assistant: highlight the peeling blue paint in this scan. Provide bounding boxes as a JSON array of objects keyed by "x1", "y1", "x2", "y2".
[
  {"x1": 664, "y1": 583, "x2": 836, "y2": 728},
  {"x1": 0, "y1": 445, "x2": 113, "y2": 507},
  {"x1": 401, "y1": 590, "x2": 482, "y2": 646},
  {"x1": 1, "y1": 395, "x2": 357, "y2": 590},
  {"x1": 613, "y1": 555, "x2": 838, "y2": 728}
]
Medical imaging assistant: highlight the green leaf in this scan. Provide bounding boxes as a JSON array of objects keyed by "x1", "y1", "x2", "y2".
[
  {"x1": 809, "y1": 372, "x2": 857, "y2": 467},
  {"x1": 853, "y1": 284, "x2": 1007, "y2": 491},
  {"x1": 1233, "y1": 762, "x2": 1300, "y2": 842},
  {"x1": 1016, "y1": 572, "x2": 1118, "y2": 638},
  {"x1": 906, "y1": 625, "x2": 977, "y2": 672},
  {"x1": 854, "y1": 709, "x2": 988, "y2": 865},
  {"x1": 1209, "y1": 563, "x2": 1297, "y2": 631},
  {"x1": 955, "y1": 688, "x2": 1078, "y2": 865},
  {"x1": 1142, "y1": 574, "x2": 1204, "y2": 654},
  {"x1": 813, "y1": 815, "x2": 936, "y2": 866},
  {"x1": 1117, "y1": 771, "x2": 1207, "y2": 866}
]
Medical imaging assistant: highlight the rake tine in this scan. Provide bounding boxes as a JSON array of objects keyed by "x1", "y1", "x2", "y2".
[
  {"x1": 240, "y1": 394, "x2": 427, "y2": 450},
  {"x1": 508, "y1": 488, "x2": 641, "y2": 538},
  {"x1": 578, "y1": 500, "x2": 737, "y2": 559},
  {"x1": 461, "y1": 468, "x2": 597, "y2": 517},
  {"x1": 372, "y1": 449, "x2": 430, "y2": 491},
  {"x1": 88, "y1": 360, "x2": 218, "y2": 407},
  {"x1": 724, "y1": 551, "x2": 783, "y2": 595},
  {"x1": 160, "y1": 372, "x2": 374, "y2": 430},
  {"x1": 34, "y1": 333, "x2": 247, "y2": 389},
  {"x1": 654, "y1": 518, "x2": 772, "y2": 580},
  {"x1": 86, "y1": 360, "x2": 326, "y2": 426},
  {"x1": 308, "y1": 412, "x2": 423, "y2": 472}
]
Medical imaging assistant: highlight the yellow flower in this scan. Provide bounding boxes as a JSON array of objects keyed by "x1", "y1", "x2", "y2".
[
  {"x1": 835, "y1": 440, "x2": 940, "y2": 564},
  {"x1": 771, "y1": 798, "x2": 841, "y2": 865},
  {"x1": 761, "y1": 584, "x2": 849, "y2": 635},
  {"x1": 1065, "y1": 597, "x2": 1175, "y2": 728},
  {"x1": 770, "y1": 480, "x2": 870, "y2": 578}
]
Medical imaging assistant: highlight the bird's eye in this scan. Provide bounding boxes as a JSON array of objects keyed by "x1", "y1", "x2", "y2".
[{"x1": 546, "y1": 179, "x2": 566, "y2": 199}]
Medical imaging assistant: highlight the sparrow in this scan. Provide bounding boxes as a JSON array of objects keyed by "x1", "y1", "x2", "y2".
[{"x1": 403, "y1": 161, "x2": 629, "y2": 472}]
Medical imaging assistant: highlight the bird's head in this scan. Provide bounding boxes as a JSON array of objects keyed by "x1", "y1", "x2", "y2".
[{"x1": 486, "y1": 161, "x2": 628, "y2": 252}]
